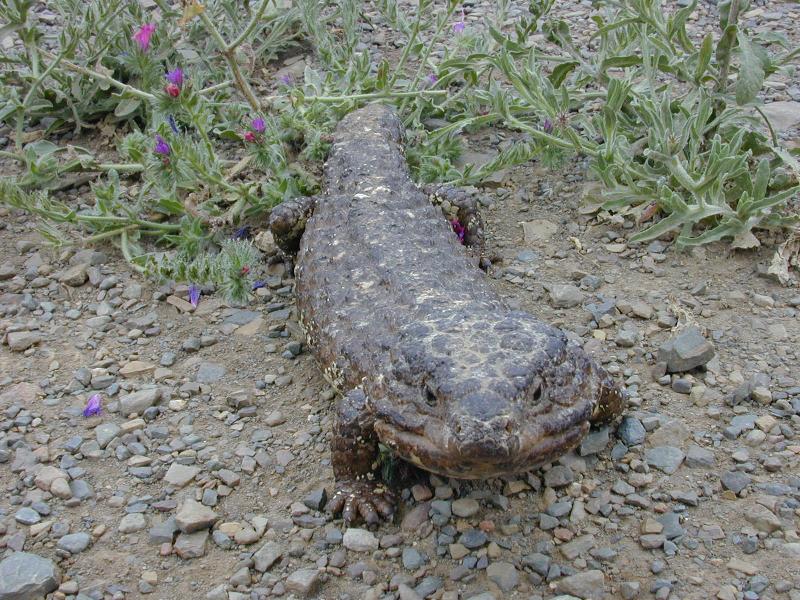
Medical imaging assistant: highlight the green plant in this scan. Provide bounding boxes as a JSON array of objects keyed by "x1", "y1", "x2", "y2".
[
  {"x1": 0, "y1": 0, "x2": 449, "y2": 300},
  {"x1": 480, "y1": 0, "x2": 800, "y2": 247},
  {"x1": 2, "y1": 0, "x2": 798, "y2": 304}
]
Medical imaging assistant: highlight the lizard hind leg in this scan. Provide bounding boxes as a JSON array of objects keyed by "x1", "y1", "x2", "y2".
[
  {"x1": 423, "y1": 183, "x2": 487, "y2": 267},
  {"x1": 268, "y1": 195, "x2": 317, "y2": 254}
]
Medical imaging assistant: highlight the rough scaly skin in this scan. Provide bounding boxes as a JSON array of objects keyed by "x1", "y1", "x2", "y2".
[{"x1": 273, "y1": 104, "x2": 624, "y2": 525}]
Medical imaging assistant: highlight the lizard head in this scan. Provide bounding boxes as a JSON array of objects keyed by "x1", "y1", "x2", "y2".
[{"x1": 371, "y1": 311, "x2": 623, "y2": 479}]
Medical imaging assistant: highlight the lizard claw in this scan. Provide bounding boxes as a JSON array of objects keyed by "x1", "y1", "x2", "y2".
[{"x1": 326, "y1": 480, "x2": 396, "y2": 526}]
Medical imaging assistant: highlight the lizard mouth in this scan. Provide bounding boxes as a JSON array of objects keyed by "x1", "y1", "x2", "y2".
[{"x1": 374, "y1": 410, "x2": 591, "y2": 479}]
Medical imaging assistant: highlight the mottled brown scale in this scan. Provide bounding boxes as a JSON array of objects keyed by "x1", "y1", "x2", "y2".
[{"x1": 270, "y1": 103, "x2": 624, "y2": 525}]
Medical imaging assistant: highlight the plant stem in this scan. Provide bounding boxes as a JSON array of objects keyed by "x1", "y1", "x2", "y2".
[
  {"x1": 269, "y1": 89, "x2": 448, "y2": 104},
  {"x1": 39, "y1": 50, "x2": 156, "y2": 102},
  {"x1": 84, "y1": 225, "x2": 139, "y2": 243},
  {"x1": 716, "y1": 1, "x2": 742, "y2": 94},
  {"x1": 199, "y1": 81, "x2": 233, "y2": 95},
  {"x1": 0, "y1": 150, "x2": 25, "y2": 163},
  {"x1": 198, "y1": 11, "x2": 262, "y2": 111},
  {"x1": 408, "y1": 3, "x2": 458, "y2": 90},
  {"x1": 228, "y1": 0, "x2": 272, "y2": 52},
  {"x1": 120, "y1": 230, "x2": 146, "y2": 273},
  {"x1": 388, "y1": 1, "x2": 425, "y2": 88}
]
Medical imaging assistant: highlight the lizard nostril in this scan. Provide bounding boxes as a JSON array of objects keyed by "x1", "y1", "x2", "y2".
[
  {"x1": 424, "y1": 385, "x2": 437, "y2": 408},
  {"x1": 531, "y1": 385, "x2": 542, "y2": 402}
]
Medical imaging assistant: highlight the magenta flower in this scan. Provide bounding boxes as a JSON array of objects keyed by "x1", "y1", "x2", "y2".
[
  {"x1": 188, "y1": 284, "x2": 201, "y2": 308},
  {"x1": 251, "y1": 117, "x2": 266, "y2": 133},
  {"x1": 83, "y1": 394, "x2": 102, "y2": 417},
  {"x1": 243, "y1": 131, "x2": 256, "y2": 143},
  {"x1": 451, "y1": 219, "x2": 466, "y2": 244},
  {"x1": 132, "y1": 23, "x2": 157, "y2": 52},
  {"x1": 166, "y1": 68, "x2": 184, "y2": 87},
  {"x1": 154, "y1": 134, "x2": 170, "y2": 156}
]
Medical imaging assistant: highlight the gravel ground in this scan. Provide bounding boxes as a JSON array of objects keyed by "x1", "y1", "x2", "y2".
[{"x1": 1, "y1": 1, "x2": 800, "y2": 600}]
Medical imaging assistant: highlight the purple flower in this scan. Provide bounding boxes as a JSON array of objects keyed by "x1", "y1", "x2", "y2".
[
  {"x1": 188, "y1": 284, "x2": 201, "y2": 308},
  {"x1": 426, "y1": 73, "x2": 438, "y2": 86},
  {"x1": 252, "y1": 280, "x2": 266, "y2": 290},
  {"x1": 233, "y1": 225, "x2": 252, "y2": 240},
  {"x1": 251, "y1": 117, "x2": 266, "y2": 133},
  {"x1": 278, "y1": 73, "x2": 294, "y2": 86},
  {"x1": 542, "y1": 118, "x2": 553, "y2": 134},
  {"x1": 166, "y1": 68, "x2": 184, "y2": 87},
  {"x1": 452, "y1": 9, "x2": 466, "y2": 34},
  {"x1": 83, "y1": 394, "x2": 102, "y2": 417},
  {"x1": 451, "y1": 219, "x2": 466, "y2": 244},
  {"x1": 154, "y1": 134, "x2": 170, "y2": 156},
  {"x1": 168, "y1": 114, "x2": 179, "y2": 134},
  {"x1": 133, "y1": 23, "x2": 157, "y2": 52}
]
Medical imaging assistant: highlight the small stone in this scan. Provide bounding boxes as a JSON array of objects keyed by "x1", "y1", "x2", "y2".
[
  {"x1": 452, "y1": 498, "x2": 480, "y2": 518},
  {"x1": 175, "y1": 499, "x2": 219, "y2": 533},
  {"x1": 303, "y1": 488, "x2": 327, "y2": 511},
  {"x1": 285, "y1": 568, "x2": 320, "y2": 597},
  {"x1": 544, "y1": 465, "x2": 574, "y2": 487},
  {"x1": 560, "y1": 534, "x2": 596, "y2": 560},
  {"x1": 15, "y1": 507, "x2": 41, "y2": 526},
  {"x1": 174, "y1": 530, "x2": 208, "y2": 559},
  {"x1": 721, "y1": 471, "x2": 751, "y2": 494},
  {"x1": 95, "y1": 422, "x2": 121, "y2": 449},
  {"x1": 402, "y1": 547, "x2": 426, "y2": 570},
  {"x1": 7, "y1": 331, "x2": 41, "y2": 352},
  {"x1": 119, "y1": 361, "x2": 156, "y2": 377},
  {"x1": 164, "y1": 463, "x2": 200, "y2": 488},
  {"x1": 745, "y1": 504, "x2": 781, "y2": 533},
  {"x1": 548, "y1": 284, "x2": 585, "y2": 309},
  {"x1": 57, "y1": 532, "x2": 91, "y2": 554},
  {"x1": 617, "y1": 417, "x2": 646, "y2": 446},
  {"x1": 118, "y1": 388, "x2": 161, "y2": 415},
  {"x1": 34, "y1": 466, "x2": 67, "y2": 491},
  {"x1": 119, "y1": 513, "x2": 147, "y2": 533},
  {"x1": 253, "y1": 542, "x2": 283, "y2": 572},
  {"x1": 658, "y1": 327, "x2": 714, "y2": 372},
  {"x1": 459, "y1": 529, "x2": 488, "y2": 549},
  {"x1": 195, "y1": 362, "x2": 226, "y2": 383},
  {"x1": 343, "y1": 528, "x2": 378, "y2": 552},
  {"x1": 0, "y1": 552, "x2": 61, "y2": 600},
  {"x1": 727, "y1": 557, "x2": 758, "y2": 576},
  {"x1": 620, "y1": 581, "x2": 641, "y2": 599},
  {"x1": 580, "y1": 428, "x2": 609, "y2": 455},
  {"x1": 685, "y1": 444, "x2": 715, "y2": 468},
  {"x1": 486, "y1": 561, "x2": 518, "y2": 592},
  {"x1": 50, "y1": 478, "x2": 72, "y2": 500},
  {"x1": 555, "y1": 570, "x2": 605, "y2": 599},
  {"x1": 645, "y1": 446, "x2": 685, "y2": 474},
  {"x1": 216, "y1": 469, "x2": 240, "y2": 487},
  {"x1": 58, "y1": 263, "x2": 89, "y2": 286}
]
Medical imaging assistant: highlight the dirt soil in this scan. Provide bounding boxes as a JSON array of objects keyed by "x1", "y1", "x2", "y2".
[{"x1": 1, "y1": 1, "x2": 800, "y2": 600}]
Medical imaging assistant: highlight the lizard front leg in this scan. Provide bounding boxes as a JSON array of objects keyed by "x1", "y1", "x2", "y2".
[
  {"x1": 326, "y1": 388, "x2": 396, "y2": 526},
  {"x1": 268, "y1": 195, "x2": 317, "y2": 254}
]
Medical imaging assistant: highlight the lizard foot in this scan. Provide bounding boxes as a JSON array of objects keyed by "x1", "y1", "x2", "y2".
[{"x1": 326, "y1": 479, "x2": 396, "y2": 526}]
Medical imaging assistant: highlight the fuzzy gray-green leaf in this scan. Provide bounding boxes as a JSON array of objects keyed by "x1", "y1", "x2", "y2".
[{"x1": 735, "y1": 33, "x2": 764, "y2": 105}]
